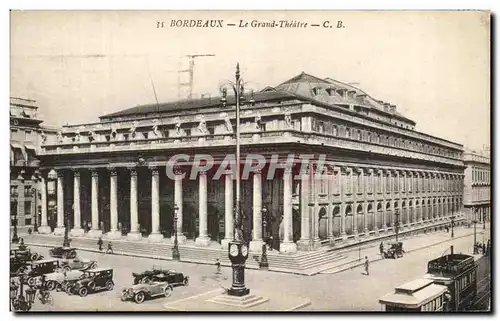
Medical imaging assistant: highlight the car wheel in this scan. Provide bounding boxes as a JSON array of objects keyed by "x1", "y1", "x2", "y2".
[
  {"x1": 27, "y1": 277, "x2": 36, "y2": 286},
  {"x1": 69, "y1": 250, "x2": 77, "y2": 259},
  {"x1": 105, "y1": 280, "x2": 114, "y2": 291},
  {"x1": 134, "y1": 292, "x2": 145, "y2": 304},
  {"x1": 31, "y1": 254, "x2": 38, "y2": 261},
  {"x1": 47, "y1": 280, "x2": 56, "y2": 291},
  {"x1": 64, "y1": 266, "x2": 71, "y2": 272},
  {"x1": 183, "y1": 277, "x2": 189, "y2": 286},
  {"x1": 78, "y1": 287, "x2": 88, "y2": 297},
  {"x1": 120, "y1": 292, "x2": 128, "y2": 301},
  {"x1": 90, "y1": 262, "x2": 97, "y2": 269},
  {"x1": 164, "y1": 286, "x2": 173, "y2": 298},
  {"x1": 56, "y1": 283, "x2": 63, "y2": 292},
  {"x1": 65, "y1": 285, "x2": 73, "y2": 295}
]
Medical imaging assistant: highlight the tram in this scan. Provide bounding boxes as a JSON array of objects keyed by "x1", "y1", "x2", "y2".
[{"x1": 379, "y1": 278, "x2": 451, "y2": 312}]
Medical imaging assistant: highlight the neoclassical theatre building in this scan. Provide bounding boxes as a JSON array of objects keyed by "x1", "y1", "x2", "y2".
[{"x1": 37, "y1": 72, "x2": 465, "y2": 253}]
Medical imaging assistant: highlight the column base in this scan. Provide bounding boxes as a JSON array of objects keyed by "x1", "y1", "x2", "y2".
[
  {"x1": 86, "y1": 229, "x2": 103, "y2": 238},
  {"x1": 38, "y1": 225, "x2": 52, "y2": 234},
  {"x1": 105, "y1": 230, "x2": 122, "y2": 240},
  {"x1": 296, "y1": 239, "x2": 311, "y2": 251},
  {"x1": 147, "y1": 233, "x2": 164, "y2": 243},
  {"x1": 280, "y1": 241, "x2": 297, "y2": 254},
  {"x1": 311, "y1": 239, "x2": 321, "y2": 250},
  {"x1": 340, "y1": 232, "x2": 348, "y2": 241},
  {"x1": 171, "y1": 234, "x2": 187, "y2": 245},
  {"x1": 70, "y1": 228, "x2": 85, "y2": 237},
  {"x1": 249, "y1": 240, "x2": 264, "y2": 253},
  {"x1": 221, "y1": 238, "x2": 233, "y2": 249},
  {"x1": 126, "y1": 231, "x2": 142, "y2": 241},
  {"x1": 53, "y1": 227, "x2": 66, "y2": 236},
  {"x1": 195, "y1": 236, "x2": 211, "y2": 247}
]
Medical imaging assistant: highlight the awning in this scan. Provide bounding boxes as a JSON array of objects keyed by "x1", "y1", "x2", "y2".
[
  {"x1": 10, "y1": 143, "x2": 23, "y2": 150},
  {"x1": 24, "y1": 144, "x2": 36, "y2": 151}
]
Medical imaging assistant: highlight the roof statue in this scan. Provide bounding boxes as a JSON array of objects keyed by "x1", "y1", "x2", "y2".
[
  {"x1": 284, "y1": 112, "x2": 293, "y2": 128},
  {"x1": 255, "y1": 114, "x2": 262, "y2": 131},
  {"x1": 151, "y1": 119, "x2": 162, "y2": 138},
  {"x1": 40, "y1": 132, "x2": 47, "y2": 145},
  {"x1": 173, "y1": 118, "x2": 186, "y2": 138},
  {"x1": 224, "y1": 115, "x2": 233, "y2": 133},
  {"x1": 197, "y1": 118, "x2": 210, "y2": 135},
  {"x1": 56, "y1": 131, "x2": 64, "y2": 144}
]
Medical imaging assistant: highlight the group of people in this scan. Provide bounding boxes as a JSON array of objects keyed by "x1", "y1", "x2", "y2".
[
  {"x1": 474, "y1": 239, "x2": 491, "y2": 256},
  {"x1": 97, "y1": 237, "x2": 114, "y2": 254}
]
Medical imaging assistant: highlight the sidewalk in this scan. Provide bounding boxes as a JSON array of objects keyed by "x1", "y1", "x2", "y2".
[{"x1": 320, "y1": 224, "x2": 488, "y2": 274}]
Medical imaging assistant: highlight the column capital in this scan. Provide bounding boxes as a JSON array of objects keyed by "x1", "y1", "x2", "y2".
[
  {"x1": 72, "y1": 169, "x2": 80, "y2": 178},
  {"x1": 56, "y1": 169, "x2": 64, "y2": 178},
  {"x1": 149, "y1": 166, "x2": 159, "y2": 176},
  {"x1": 173, "y1": 166, "x2": 183, "y2": 176},
  {"x1": 129, "y1": 167, "x2": 138, "y2": 177}
]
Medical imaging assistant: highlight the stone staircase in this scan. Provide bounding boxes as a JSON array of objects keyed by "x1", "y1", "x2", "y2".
[{"x1": 21, "y1": 233, "x2": 346, "y2": 275}]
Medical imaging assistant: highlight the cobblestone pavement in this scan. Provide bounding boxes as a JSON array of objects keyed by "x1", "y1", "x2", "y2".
[{"x1": 24, "y1": 226, "x2": 488, "y2": 311}]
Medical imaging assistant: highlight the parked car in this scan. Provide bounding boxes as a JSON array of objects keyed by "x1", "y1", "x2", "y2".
[
  {"x1": 67, "y1": 268, "x2": 114, "y2": 297},
  {"x1": 10, "y1": 257, "x2": 28, "y2": 277},
  {"x1": 11, "y1": 248, "x2": 44, "y2": 262},
  {"x1": 49, "y1": 246, "x2": 77, "y2": 259},
  {"x1": 133, "y1": 268, "x2": 189, "y2": 286},
  {"x1": 60, "y1": 258, "x2": 97, "y2": 272},
  {"x1": 121, "y1": 281, "x2": 173, "y2": 304},
  {"x1": 45, "y1": 269, "x2": 85, "y2": 291},
  {"x1": 20, "y1": 259, "x2": 61, "y2": 286}
]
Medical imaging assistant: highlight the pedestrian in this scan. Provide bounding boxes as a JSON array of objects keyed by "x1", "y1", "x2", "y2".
[
  {"x1": 482, "y1": 243, "x2": 486, "y2": 256},
  {"x1": 106, "y1": 241, "x2": 114, "y2": 254},
  {"x1": 364, "y1": 256, "x2": 370, "y2": 276},
  {"x1": 97, "y1": 237, "x2": 103, "y2": 252},
  {"x1": 215, "y1": 258, "x2": 221, "y2": 274},
  {"x1": 445, "y1": 226, "x2": 449, "y2": 233},
  {"x1": 379, "y1": 242, "x2": 384, "y2": 257},
  {"x1": 28, "y1": 227, "x2": 32, "y2": 235}
]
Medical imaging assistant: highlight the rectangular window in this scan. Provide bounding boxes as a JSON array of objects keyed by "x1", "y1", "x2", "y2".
[
  {"x1": 357, "y1": 173, "x2": 362, "y2": 194},
  {"x1": 345, "y1": 172, "x2": 352, "y2": 194},
  {"x1": 25, "y1": 218, "x2": 32, "y2": 226},
  {"x1": 24, "y1": 185, "x2": 32, "y2": 197},
  {"x1": 25, "y1": 130, "x2": 32, "y2": 141},
  {"x1": 386, "y1": 175, "x2": 390, "y2": 193},
  {"x1": 333, "y1": 171, "x2": 340, "y2": 194},
  {"x1": 24, "y1": 200, "x2": 32, "y2": 215}
]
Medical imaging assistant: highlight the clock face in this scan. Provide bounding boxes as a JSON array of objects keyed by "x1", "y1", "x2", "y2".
[
  {"x1": 230, "y1": 244, "x2": 238, "y2": 256},
  {"x1": 241, "y1": 245, "x2": 248, "y2": 257}
]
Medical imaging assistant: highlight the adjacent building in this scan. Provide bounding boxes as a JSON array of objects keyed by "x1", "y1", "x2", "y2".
[
  {"x1": 463, "y1": 151, "x2": 491, "y2": 224},
  {"x1": 36, "y1": 72, "x2": 466, "y2": 253},
  {"x1": 10, "y1": 97, "x2": 58, "y2": 231}
]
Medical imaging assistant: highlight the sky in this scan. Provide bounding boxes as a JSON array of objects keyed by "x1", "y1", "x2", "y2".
[{"x1": 10, "y1": 10, "x2": 490, "y2": 152}]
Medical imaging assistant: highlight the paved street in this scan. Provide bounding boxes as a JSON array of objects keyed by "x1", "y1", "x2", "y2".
[{"x1": 24, "y1": 227, "x2": 488, "y2": 312}]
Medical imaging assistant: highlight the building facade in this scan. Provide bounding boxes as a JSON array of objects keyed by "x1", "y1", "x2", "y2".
[
  {"x1": 10, "y1": 97, "x2": 58, "y2": 231},
  {"x1": 463, "y1": 151, "x2": 491, "y2": 224},
  {"x1": 36, "y1": 72, "x2": 465, "y2": 253}
]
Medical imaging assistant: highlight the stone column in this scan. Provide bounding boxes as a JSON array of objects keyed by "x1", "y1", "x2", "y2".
[
  {"x1": 364, "y1": 169, "x2": 370, "y2": 234},
  {"x1": 127, "y1": 168, "x2": 141, "y2": 240},
  {"x1": 108, "y1": 169, "x2": 122, "y2": 238},
  {"x1": 221, "y1": 173, "x2": 234, "y2": 249},
  {"x1": 312, "y1": 166, "x2": 321, "y2": 248},
  {"x1": 381, "y1": 170, "x2": 387, "y2": 231},
  {"x1": 148, "y1": 166, "x2": 163, "y2": 242},
  {"x1": 38, "y1": 176, "x2": 51, "y2": 234},
  {"x1": 352, "y1": 168, "x2": 359, "y2": 237},
  {"x1": 327, "y1": 166, "x2": 334, "y2": 241},
  {"x1": 70, "y1": 170, "x2": 84, "y2": 236},
  {"x1": 340, "y1": 167, "x2": 349, "y2": 239},
  {"x1": 173, "y1": 167, "x2": 186, "y2": 243},
  {"x1": 54, "y1": 170, "x2": 65, "y2": 235},
  {"x1": 280, "y1": 168, "x2": 297, "y2": 253},
  {"x1": 88, "y1": 169, "x2": 104, "y2": 238},
  {"x1": 297, "y1": 165, "x2": 311, "y2": 250},
  {"x1": 195, "y1": 171, "x2": 210, "y2": 246},
  {"x1": 249, "y1": 170, "x2": 263, "y2": 252}
]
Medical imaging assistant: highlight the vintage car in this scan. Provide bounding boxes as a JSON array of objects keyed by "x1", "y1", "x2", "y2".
[
  {"x1": 20, "y1": 259, "x2": 61, "y2": 286},
  {"x1": 10, "y1": 256, "x2": 28, "y2": 277},
  {"x1": 67, "y1": 268, "x2": 114, "y2": 297},
  {"x1": 11, "y1": 247, "x2": 44, "y2": 262},
  {"x1": 60, "y1": 258, "x2": 97, "y2": 272},
  {"x1": 45, "y1": 269, "x2": 85, "y2": 291},
  {"x1": 121, "y1": 281, "x2": 173, "y2": 304},
  {"x1": 132, "y1": 268, "x2": 170, "y2": 284},
  {"x1": 383, "y1": 241, "x2": 405, "y2": 259},
  {"x1": 49, "y1": 246, "x2": 77, "y2": 259}
]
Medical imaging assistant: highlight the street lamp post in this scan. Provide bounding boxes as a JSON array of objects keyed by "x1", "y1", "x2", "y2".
[
  {"x1": 394, "y1": 209, "x2": 400, "y2": 242},
  {"x1": 482, "y1": 208, "x2": 486, "y2": 230},
  {"x1": 259, "y1": 206, "x2": 269, "y2": 269},
  {"x1": 472, "y1": 219, "x2": 478, "y2": 254},
  {"x1": 221, "y1": 63, "x2": 253, "y2": 297},
  {"x1": 10, "y1": 279, "x2": 37, "y2": 312},
  {"x1": 12, "y1": 216, "x2": 20, "y2": 244},
  {"x1": 172, "y1": 204, "x2": 180, "y2": 261},
  {"x1": 450, "y1": 204, "x2": 455, "y2": 238},
  {"x1": 62, "y1": 213, "x2": 70, "y2": 247}
]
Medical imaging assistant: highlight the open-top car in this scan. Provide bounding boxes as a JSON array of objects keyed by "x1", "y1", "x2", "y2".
[
  {"x1": 383, "y1": 241, "x2": 405, "y2": 259},
  {"x1": 67, "y1": 268, "x2": 114, "y2": 297},
  {"x1": 45, "y1": 269, "x2": 85, "y2": 291},
  {"x1": 150, "y1": 270, "x2": 189, "y2": 287},
  {"x1": 20, "y1": 259, "x2": 61, "y2": 286},
  {"x1": 11, "y1": 247, "x2": 44, "y2": 262},
  {"x1": 121, "y1": 281, "x2": 173, "y2": 304},
  {"x1": 60, "y1": 258, "x2": 97, "y2": 272},
  {"x1": 49, "y1": 246, "x2": 77, "y2": 259},
  {"x1": 132, "y1": 267, "x2": 171, "y2": 284}
]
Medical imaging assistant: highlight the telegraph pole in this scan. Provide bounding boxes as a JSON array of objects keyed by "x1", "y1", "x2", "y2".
[{"x1": 178, "y1": 54, "x2": 215, "y2": 100}]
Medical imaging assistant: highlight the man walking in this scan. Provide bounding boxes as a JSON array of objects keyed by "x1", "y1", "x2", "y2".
[
  {"x1": 364, "y1": 256, "x2": 370, "y2": 276},
  {"x1": 379, "y1": 242, "x2": 384, "y2": 257},
  {"x1": 215, "y1": 258, "x2": 221, "y2": 274},
  {"x1": 97, "y1": 237, "x2": 103, "y2": 252},
  {"x1": 106, "y1": 241, "x2": 114, "y2": 254}
]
